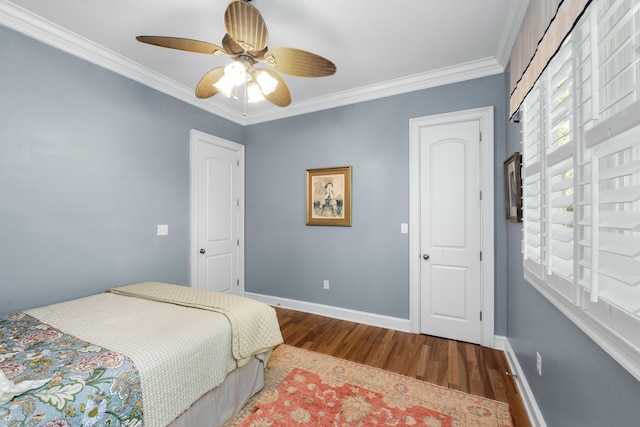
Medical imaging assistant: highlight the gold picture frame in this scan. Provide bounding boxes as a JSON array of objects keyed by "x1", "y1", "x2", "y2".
[
  {"x1": 306, "y1": 166, "x2": 352, "y2": 226},
  {"x1": 504, "y1": 152, "x2": 522, "y2": 222}
]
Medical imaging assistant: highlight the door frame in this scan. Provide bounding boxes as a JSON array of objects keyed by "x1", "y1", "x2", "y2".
[
  {"x1": 189, "y1": 129, "x2": 245, "y2": 292},
  {"x1": 409, "y1": 107, "x2": 495, "y2": 347}
]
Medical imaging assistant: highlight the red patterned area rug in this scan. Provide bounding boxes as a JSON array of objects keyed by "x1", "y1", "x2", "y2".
[{"x1": 224, "y1": 344, "x2": 514, "y2": 427}]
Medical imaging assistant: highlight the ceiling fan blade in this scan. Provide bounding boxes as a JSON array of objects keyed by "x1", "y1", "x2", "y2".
[
  {"x1": 258, "y1": 69, "x2": 291, "y2": 107},
  {"x1": 263, "y1": 47, "x2": 336, "y2": 77},
  {"x1": 136, "y1": 36, "x2": 227, "y2": 55},
  {"x1": 224, "y1": 0, "x2": 268, "y2": 52},
  {"x1": 195, "y1": 67, "x2": 226, "y2": 99}
]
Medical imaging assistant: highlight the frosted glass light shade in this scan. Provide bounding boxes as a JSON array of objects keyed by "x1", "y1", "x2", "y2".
[
  {"x1": 213, "y1": 75, "x2": 235, "y2": 98},
  {"x1": 256, "y1": 70, "x2": 278, "y2": 95},
  {"x1": 247, "y1": 82, "x2": 265, "y2": 103},
  {"x1": 224, "y1": 61, "x2": 246, "y2": 86}
]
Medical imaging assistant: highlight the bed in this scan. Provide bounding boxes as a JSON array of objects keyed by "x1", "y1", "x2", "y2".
[{"x1": 0, "y1": 282, "x2": 283, "y2": 427}]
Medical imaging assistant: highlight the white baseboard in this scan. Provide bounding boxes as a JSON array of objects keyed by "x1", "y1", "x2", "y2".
[
  {"x1": 503, "y1": 339, "x2": 547, "y2": 427},
  {"x1": 246, "y1": 292, "x2": 508, "y2": 352},
  {"x1": 493, "y1": 335, "x2": 507, "y2": 351},
  {"x1": 245, "y1": 292, "x2": 413, "y2": 333}
]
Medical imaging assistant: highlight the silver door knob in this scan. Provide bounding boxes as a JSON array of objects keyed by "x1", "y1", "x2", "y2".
[
  {"x1": 423, "y1": 253, "x2": 430, "y2": 260},
  {"x1": 200, "y1": 249, "x2": 206, "y2": 254}
]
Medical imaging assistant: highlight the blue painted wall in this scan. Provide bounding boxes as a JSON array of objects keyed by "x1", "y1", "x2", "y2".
[
  {"x1": 243, "y1": 75, "x2": 509, "y2": 329},
  {"x1": 0, "y1": 25, "x2": 243, "y2": 314}
]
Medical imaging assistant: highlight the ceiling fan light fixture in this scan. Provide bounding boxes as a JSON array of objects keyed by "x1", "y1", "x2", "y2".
[
  {"x1": 255, "y1": 69, "x2": 278, "y2": 95},
  {"x1": 136, "y1": 0, "x2": 335, "y2": 111}
]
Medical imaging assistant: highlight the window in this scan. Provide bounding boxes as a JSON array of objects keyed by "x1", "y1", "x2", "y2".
[{"x1": 521, "y1": 0, "x2": 640, "y2": 380}]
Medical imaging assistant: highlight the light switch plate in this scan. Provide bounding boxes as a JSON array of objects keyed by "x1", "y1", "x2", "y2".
[{"x1": 401, "y1": 223, "x2": 409, "y2": 234}]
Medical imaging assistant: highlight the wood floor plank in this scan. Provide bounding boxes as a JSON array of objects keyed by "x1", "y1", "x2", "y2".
[
  {"x1": 274, "y1": 307, "x2": 531, "y2": 427},
  {"x1": 447, "y1": 340, "x2": 461, "y2": 391},
  {"x1": 474, "y1": 347, "x2": 495, "y2": 399}
]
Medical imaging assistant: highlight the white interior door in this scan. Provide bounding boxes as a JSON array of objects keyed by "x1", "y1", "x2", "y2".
[
  {"x1": 419, "y1": 120, "x2": 483, "y2": 344},
  {"x1": 190, "y1": 130, "x2": 244, "y2": 295}
]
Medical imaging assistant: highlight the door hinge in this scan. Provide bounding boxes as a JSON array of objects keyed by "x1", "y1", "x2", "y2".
[
  {"x1": 480, "y1": 190, "x2": 482, "y2": 200},
  {"x1": 237, "y1": 279, "x2": 240, "y2": 286},
  {"x1": 237, "y1": 159, "x2": 240, "y2": 166},
  {"x1": 237, "y1": 239, "x2": 240, "y2": 246},
  {"x1": 479, "y1": 130, "x2": 482, "y2": 142},
  {"x1": 480, "y1": 311, "x2": 483, "y2": 321},
  {"x1": 480, "y1": 251, "x2": 483, "y2": 261},
  {"x1": 237, "y1": 198, "x2": 240, "y2": 207}
]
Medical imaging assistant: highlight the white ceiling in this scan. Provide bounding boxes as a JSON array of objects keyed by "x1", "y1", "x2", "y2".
[{"x1": 1, "y1": 0, "x2": 528, "y2": 125}]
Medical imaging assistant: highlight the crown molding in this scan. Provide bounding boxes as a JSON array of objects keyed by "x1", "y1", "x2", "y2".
[
  {"x1": 1, "y1": 1, "x2": 506, "y2": 126},
  {"x1": 243, "y1": 57, "x2": 504, "y2": 125},
  {"x1": 494, "y1": 0, "x2": 530, "y2": 68},
  {"x1": 0, "y1": 1, "x2": 240, "y2": 123}
]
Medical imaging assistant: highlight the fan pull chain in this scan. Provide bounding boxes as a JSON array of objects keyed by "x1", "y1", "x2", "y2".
[{"x1": 243, "y1": 82, "x2": 248, "y2": 117}]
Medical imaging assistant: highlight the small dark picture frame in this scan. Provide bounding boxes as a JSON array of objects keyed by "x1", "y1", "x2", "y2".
[{"x1": 503, "y1": 152, "x2": 522, "y2": 222}]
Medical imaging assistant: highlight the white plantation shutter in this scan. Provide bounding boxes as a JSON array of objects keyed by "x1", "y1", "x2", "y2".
[
  {"x1": 523, "y1": 82, "x2": 544, "y2": 279},
  {"x1": 578, "y1": 124, "x2": 640, "y2": 351},
  {"x1": 574, "y1": 7, "x2": 599, "y2": 133},
  {"x1": 522, "y1": 38, "x2": 577, "y2": 300},
  {"x1": 582, "y1": 0, "x2": 640, "y2": 349},
  {"x1": 597, "y1": 0, "x2": 640, "y2": 120},
  {"x1": 545, "y1": 39, "x2": 575, "y2": 299},
  {"x1": 520, "y1": 0, "x2": 640, "y2": 379}
]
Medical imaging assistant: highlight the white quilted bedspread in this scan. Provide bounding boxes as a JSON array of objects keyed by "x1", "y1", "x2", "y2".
[
  {"x1": 108, "y1": 282, "x2": 283, "y2": 366},
  {"x1": 25, "y1": 282, "x2": 283, "y2": 427}
]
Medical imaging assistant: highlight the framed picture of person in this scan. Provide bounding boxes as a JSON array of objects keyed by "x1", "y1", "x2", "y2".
[
  {"x1": 503, "y1": 152, "x2": 522, "y2": 222},
  {"x1": 306, "y1": 166, "x2": 352, "y2": 226}
]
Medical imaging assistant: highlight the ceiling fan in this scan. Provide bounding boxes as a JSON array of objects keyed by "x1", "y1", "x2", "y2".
[{"x1": 136, "y1": 0, "x2": 336, "y2": 109}]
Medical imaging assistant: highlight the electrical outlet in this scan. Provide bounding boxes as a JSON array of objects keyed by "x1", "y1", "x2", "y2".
[
  {"x1": 157, "y1": 224, "x2": 168, "y2": 236},
  {"x1": 536, "y1": 352, "x2": 542, "y2": 376},
  {"x1": 323, "y1": 280, "x2": 330, "y2": 290}
]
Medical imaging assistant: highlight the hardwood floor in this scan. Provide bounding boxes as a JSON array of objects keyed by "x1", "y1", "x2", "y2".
[{"x1": 275, "y1": 307, "x2": 531, "y2": 427}]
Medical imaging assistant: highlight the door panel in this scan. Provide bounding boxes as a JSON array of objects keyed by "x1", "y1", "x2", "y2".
[
  {"x1": 206, "y1": 157, "x2": 232, "y2": 242},
  {"x1": 190, "y1": 130, "x2": 243, "y2": 296},
  {"x1": 431, "y1": 141, "x2": 467, "y2": 248},
  {"x1": 430, "y1": 266, "x2": 468, "y2": 319},
  {"x1": 420, "y1": 120, "x2": 482, "y2": 344},
  {"x1": 205, "y1": 253, "x2": 232, "y2": 293}
]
